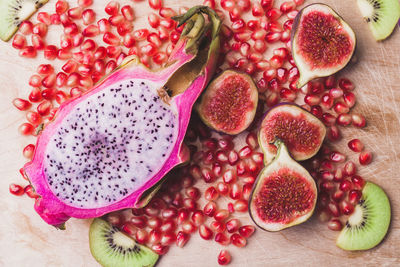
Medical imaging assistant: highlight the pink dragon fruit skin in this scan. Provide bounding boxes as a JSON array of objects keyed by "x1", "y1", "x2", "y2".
[{"x1": 23, "y1": 6, "x2": 221, "y2": 227}]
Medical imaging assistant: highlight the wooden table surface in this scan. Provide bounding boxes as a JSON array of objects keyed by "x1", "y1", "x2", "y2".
[{"x1": 0, "y1": 0, "x2": 399, "y2": 266}]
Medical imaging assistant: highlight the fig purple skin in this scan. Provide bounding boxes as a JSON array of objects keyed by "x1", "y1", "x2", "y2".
[
  {"x1": 291, "y1": 3, "x2": 356, "y2": 88},
  {"x1": 258, "y1": 103, "x2": 326, "y2": 164}
]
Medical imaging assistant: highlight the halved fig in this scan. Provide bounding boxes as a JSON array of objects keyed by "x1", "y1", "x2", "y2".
[
  {"x1": 259, "y1": 103, "x2": 326, "y2": 164},
  {"x1": 197, "y1": 69, "x2": 258, "y2": 135},
  {"x1": 291, "y1": 4, "x2": 356, "y2": 88},
  {"x1": 249, "y1": 139, "x2": 317, "y2": 232}
]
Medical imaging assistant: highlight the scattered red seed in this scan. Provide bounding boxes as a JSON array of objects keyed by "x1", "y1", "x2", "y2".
[
  {"x1": 218, "y1": 250, "x2": 231, "y2": 265},
  {"x1": 359, "y1": 151, "x2": 372, "y2": 165}
]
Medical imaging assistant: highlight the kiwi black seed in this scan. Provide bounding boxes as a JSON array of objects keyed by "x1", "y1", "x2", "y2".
[
  {"x1": 336, "y1": 182, "x2": 391, "y2": 251},
  {"x1": 0, "y1": 0, "x2": 49, "y2": 41},
  {"x1": 89, "y1": 218, "x2": 159, "y2": 267},
  {"x1": 357, "y1": 0, "x2": 400, "y2": 40}
]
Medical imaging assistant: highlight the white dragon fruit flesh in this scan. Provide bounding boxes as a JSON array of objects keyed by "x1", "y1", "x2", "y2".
[{"x1": 23, "y1": 6, "x2": 221, "y2": 227}]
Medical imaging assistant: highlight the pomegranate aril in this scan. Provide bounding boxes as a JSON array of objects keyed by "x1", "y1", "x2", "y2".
[
  {"x1": 121, "y1": 222, "x2": 137, "y2": 236},
  {"x1": 328, "y1": 219, "x2": 343, "y2": 231},
  {"x1": 29, "y1": 87, "x2": 42, "y2": 103},
  {"x1": 199, "y1": 225, "x2": 213, "y2": 240},
  {"x1": 215, "y1": 233, "x2": 230, "y2": 246},
  {"x1": 230, "y1": 233, "x2": 247, "y2": 247},
  {"x1": 135, "y1": 229, "x2": 148, "y2": 244},
  {"x1": 216, "y1": 182, "x2": 229, "y2": 196},
  {"x1": 103, "y1": 32, "x2": 120, "y2": 45},
  {"x1": 328, "y1": 201, "x2": 341, "y2": 217},
  {"x1": 218, "y1": 250, "x2": 231, "y2": 265},
  {"x1": 286, "y1": 10, "x2": 298, "y2": 19},
  {"x1": 64, "y1": 23, "x2": 79, "y2": 36},
  {"x1": 23, "y1": 144, "x2": 35, "y2": 159},
  {"x1": 19, "y1": 46, "x2": 37, "y2": 58},
  {"x1": 9, "y1": 184, "x2": 25, "y2": 196},
  {"x1": 151, "y1": 244, "x2": 169, "y2": 255},
  {"x1": 322, "y1": 113, "x2": 336, "y2": 126},
  {"x1": 189, "y1": 210, "x2": 204, "y2": 226},
  {"x1": 336, "y1": 113, "x2": 352, "y2": 126},
  {"x1": 27, "y1": 107, "x2": 43, "y2": 123},
  {"x1": 83, "y1": 25, "x2": 99, "y2": 37},
  {"x1": 149, "y1": 0, "x2": 162, "y2": 10},
  {"x1": 62, "y1": 60, "x2": 77, "y2": 73},
  {"x1": 242, "y1": 183, "x2": 253, "y2": 201},
  {"x1": 12, "y1": 34, "x2": 26, "y2": 49},
  {"x1": 50, "y1": 14, "x2": 62, "y2": 25},
  {"x1": 234, "y1": 199, "x2": 248, "y2": 212},
  {"x1": 330, "y1": 151, "x2": 346, "y2": 163},
  {"x1": 42, "y1": 73, "x2": 56, "y2": 88},
  {"x1": 182, "y1": 221, "x2": 196, "y2": 234},
  {"x1": 13, "y1": 98, "x2": 31, "y2": 111},
  {"x1": 32, "y1": 23, "x2": 47, "y2": 37},
  {"x1": 339, "y1": 78, "x2": 354, "y2": 91},
  {"x1": 171, "y1": 231, "x2": 188, "y2": 250},
  {"x1": 105, "y1": 1, "x2": 119, "y2": 15},
  {"x1": 82, "y1": 9, "x2": 96, "y2": 25},
  {"x1": 348, "y1": 139, "x2": 364, "y2": 152},
  {"x1": 107, "y1": 45, "x2": 122, "y2": 58},
  {"x1": 340, "y1": 200, "x2": 354, "y2": 215},
  {"x1": 222, "y1": 169, "x2": 236, "y2": 184},
  {"x1": 339, "y1": 180, "x2": 352, "y2": 192},
  {"x1": 203, "y1": 201, "x2": 217, "y2": 217},
  {"x1": 57, "y1": 48, "x2": 72, "y2": 60},
  {"x1": 51, "y1": 14, "x2": 62, "y2": 25},
  {"x1": 210, "y1": 221, "x2": 226, "y2": 233},
  {"x1": 334, "y1": 102, "x2": 350, "y2": 114},
  {"x1": 205, "y1": 186, "x2": 219, "y2": 201},
  {"x1": 149, "y1": 229, "x2": 163, "y2": 244},
  {"x1": 68, "y1": 7, "x2": 83, "y2": 19},
  {"x1": 351, "y1": 175, "x2": 365, "y2": 190},
  {"x1": 109, "y1": 15, "x2": 125, "y2": 26},
  {"x1": 19, "y1": 123, "x2": 34, "y2": 135},
  {"x1": 352, "y1": 114, "x2": 366, "y2": 128},
  {"x1": 148, "y1": 13, "x2": 160, "y2": 28},
  {"x1": 359, "y1": 151, "x2": 372, "y2": 165},
  {"x1": 349, "y1": 189, "x2": 362, "y2": 204},
  {"x1": 238, "y1": 225, "x2": 255, "y2": 238},
  {"x1": 214, "y1": 209, "x2": 229, "y2": 222},
  {"x1": 229, "y1": 183, "x2": 242, "y2": 200},
  {"x1": 265, "y1": 32, "x2": 281, "y2": 43},
  {"x1": 19, "y1": 21, "x2": 33, "y2": 34},
  {"x1": 226, "y1": 219, "x2": 240, "y2": 233},
  {"x1": 159, "y1": 219, "x2": 175, "y2": 233},
  {"x1": 97, "y1": 18, "x2": 111, "y2": 33},
  {"x1": 131, "y1": 216, "x2": 147, "y2": 228}
]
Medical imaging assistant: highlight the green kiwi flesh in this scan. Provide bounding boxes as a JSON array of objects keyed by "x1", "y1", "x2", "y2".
[
  {"x1": 357, "y1": 0, "x2": 400, "y2": 41},
  {"x1": 336, "y1": 182, "x2": 391, "y2": 251},
  {"x1": 0, "y1": 0, "x2": 49, "y2": 41},
  {"x1": 89, "y1": 218, "x2": 159, "y2": 267}
]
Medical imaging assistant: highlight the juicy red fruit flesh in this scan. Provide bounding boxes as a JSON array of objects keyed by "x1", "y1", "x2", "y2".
[
  {"x1": 261, "y1": 111, "x2": 322, "y2": 155},
  {"x1": 253, "y1": 168, "x2": 316, "y2": 224},
  {"x1": 297, "y1": 11, "x2": 354, "y2": 69},
  {"x1": 201, "y1": 74, "x2": 255, "y2": 133}
]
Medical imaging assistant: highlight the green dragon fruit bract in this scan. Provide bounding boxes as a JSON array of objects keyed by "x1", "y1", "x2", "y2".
[{"x1": 23, "y1": 6, "x2": 221, "y2": 227}]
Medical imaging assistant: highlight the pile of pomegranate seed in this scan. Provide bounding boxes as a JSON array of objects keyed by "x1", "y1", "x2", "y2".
[{"x1": 10, "y1": 0, "x2": 375, "y2": 265}]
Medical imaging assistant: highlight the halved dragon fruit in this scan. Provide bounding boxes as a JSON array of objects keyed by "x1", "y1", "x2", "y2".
[{"x1": 23, "y1": 6, "x2": 222, "y2": 227}]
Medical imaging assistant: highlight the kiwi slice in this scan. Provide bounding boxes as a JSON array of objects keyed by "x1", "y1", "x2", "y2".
[
  {"x1": 357, "y1": 0, "x2": 400, "y2": 41},
  {"x1": 336, "y1": 182, "x2": 391, "y2": 251},
  {"x1": 89, "y1": 218, "x2": 159, "y2": 267},
  {"x1": 0, "y1": 0, "x2": 49, "y2": 41}
]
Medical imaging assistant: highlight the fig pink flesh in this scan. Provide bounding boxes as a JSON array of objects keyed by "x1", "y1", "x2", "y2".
[
  {"x1": 297, "y1": 11, "x2": 353, "y2": 70},
  {"x1": 261, "y1": 111, "x2": 322, "y2": 155},
  {"x1": 253, "y1": 167, "x2": 316, "y2": 224},
  {"x1": 201, "y1": 74, "x2": 255, "y2": 133}
]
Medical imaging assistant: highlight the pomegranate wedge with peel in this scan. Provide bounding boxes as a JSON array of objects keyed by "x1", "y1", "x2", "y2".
[
  {"x1": 291, "y1": 4, "x2": 356, "y2": 88},
  {"x1": 23, "y1": 6, "x2": 222, "y2": 227},
  {"x1": 249, "y1": 139, "x2": 318, "y2": 232},
  {"x1": 259, "y1": 103, "x2": 326, "y2": 164}
]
